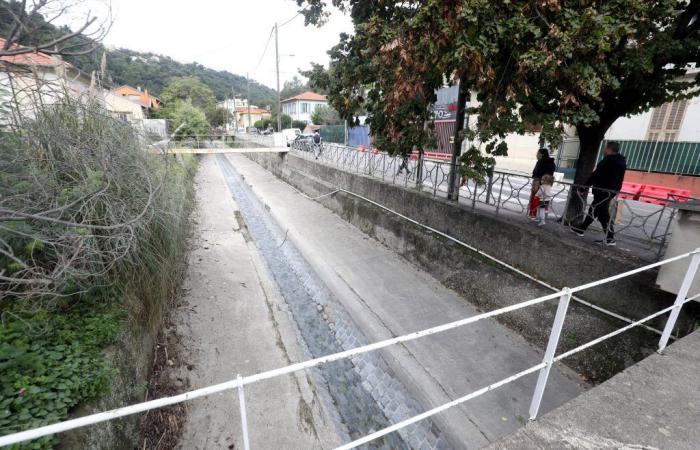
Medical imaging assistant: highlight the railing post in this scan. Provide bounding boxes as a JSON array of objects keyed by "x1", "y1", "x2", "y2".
[
  {"x1": 237, "y1": 374, "x2": 251, "y2": 450},
  {"x1": 485, "y1": 172, "x2": 494, "y2": 205},
  {"x1": 658, "y1": 251, "x2": 700, "y2": 352},
  {"x1": 529, "y1": 287, "x2": 572, "y2": 420}
]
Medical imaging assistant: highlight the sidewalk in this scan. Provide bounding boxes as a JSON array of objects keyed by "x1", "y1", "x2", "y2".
[
  {"x1": 173, "y1": 155, "x2": 338, "y2": 449},
  {"x1": 488, "y1": 330, "x2": 700, "y2": 450},
  {"x1": 226, "y1": 153, "x2": 587, "y2": 448}
]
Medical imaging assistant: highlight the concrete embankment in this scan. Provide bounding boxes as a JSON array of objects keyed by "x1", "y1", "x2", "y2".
[
  {"x1": 244, "y1": 151, "x2": 689, "y2": 383},
  {"x1": 225, "y1": 153, "x2": 585, "y2": 449}
]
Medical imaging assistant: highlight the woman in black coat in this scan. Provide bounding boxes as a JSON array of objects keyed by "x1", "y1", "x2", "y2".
[{"x1": 528, "y1": 148, "x2": 556, "y2": 217}]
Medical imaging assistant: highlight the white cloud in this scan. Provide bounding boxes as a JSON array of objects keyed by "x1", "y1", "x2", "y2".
[{"x1": 98, "y1": 0, "x2": 353, "y2": 90}]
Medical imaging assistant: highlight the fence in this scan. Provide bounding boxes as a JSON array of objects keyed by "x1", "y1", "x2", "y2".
[
  {"x1": 2, "y1": 245, "x2": 698, "y2": 449},
  {"x1": 598, "y1": 140, "x2": 700, "y2": 176},
  {"x1": 320, "y1": 124, "x2": 346, "y2": 144},
  {"x1": 347, "y1": 125, "x2": 371, "y2": 147},
  {"x1": 292, "y1": 142, "x2": 693, "y2": 259}
]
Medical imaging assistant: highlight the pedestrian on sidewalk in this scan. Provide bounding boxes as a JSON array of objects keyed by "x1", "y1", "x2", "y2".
[
  {"x1": 528, "y1": 147, "x2": 556, "y2": 218},
  {"x1": 313, "y1": 130, "x2": 322, "y2": 159},
  {"x1": 396, "y1": 153, "x2": 411, "y2": 176},
  {"x1": 571, "y1": 141, "x2": 626, "y2": 246},
  {"x1": 532, "y1": 174, "x2": 554, "y2": 226}
]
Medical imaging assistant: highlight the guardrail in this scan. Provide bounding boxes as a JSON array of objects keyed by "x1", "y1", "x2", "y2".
[
  {"x1": 2, "y1": 248, "x2": 699, "y2": 449},
  {"x1": 291, "y1": 142, "x2": 695, "y2": 259}
]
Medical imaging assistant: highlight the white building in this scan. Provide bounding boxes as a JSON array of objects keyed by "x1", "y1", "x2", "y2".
[
  {"x1": 217, "y1": 98, "x2": 249, "y2": 112},
  {"x1": 280, "y1": 91, "x2": 327, "y2": 124}
]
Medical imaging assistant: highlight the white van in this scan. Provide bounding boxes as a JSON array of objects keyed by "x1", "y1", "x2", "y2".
[{"x1": 282, "y1": 128, "x2": 302, "y2": 147}]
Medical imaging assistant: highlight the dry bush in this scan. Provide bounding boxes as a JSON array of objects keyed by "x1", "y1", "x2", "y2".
[{"x1": 0, "y1": 94, "x2": 194, "y2": 324}]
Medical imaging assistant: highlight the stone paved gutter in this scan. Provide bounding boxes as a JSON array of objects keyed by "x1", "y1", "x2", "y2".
[{"x1": 216, "y1": 154, "x2": 449, "y2": 450}]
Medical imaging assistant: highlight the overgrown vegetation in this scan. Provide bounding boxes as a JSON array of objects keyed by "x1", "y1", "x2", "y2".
[{"x1": 0, "y1": 97, "x2": 196, "y2": 448}]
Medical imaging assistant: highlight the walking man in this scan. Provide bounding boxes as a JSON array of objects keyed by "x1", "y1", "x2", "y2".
[
  {"x1": 397, "y1": 153, "x2": 411, "y2": 176},
  {"x1": 571, "y1": 141, "x2": 626, "y2": 246},
  {"x1": 313, "y1": 130, "x2": 322, "y2": 159}
]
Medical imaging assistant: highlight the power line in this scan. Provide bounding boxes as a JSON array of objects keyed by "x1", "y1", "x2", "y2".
[
  {"x1": 252, "y1": 26, "x2": 275, "y2": 72},
  {"x1": 278, "y1": 11, "x2": 302, "y2": 28},
  {"x1": 251, "y1": 9, "x2": 303, "y2": 73}
]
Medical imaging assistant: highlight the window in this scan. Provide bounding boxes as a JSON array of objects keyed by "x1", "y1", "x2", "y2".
[
  {"x1": 301, "y1": 102, "x2": 310, "y2": 113},
  {"x1": 646, "y1": 100, "x2": 688, "y2": 141}
]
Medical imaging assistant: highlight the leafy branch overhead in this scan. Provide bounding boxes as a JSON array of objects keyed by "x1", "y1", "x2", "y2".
[
  {"x1": 0, "y1": 0, "x2": 110, "y2": 57},
  {"x1": 297, "y1": 0, "x2": 700, "y2": 186}
]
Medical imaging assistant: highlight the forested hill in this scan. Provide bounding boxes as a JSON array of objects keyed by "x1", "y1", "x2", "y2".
[
  {"x1": 0, "y1": 1, "x2": 277, "y2": 106},
  {"x1": 103, "y1": 48, "x2": 277, "y2": 106}
]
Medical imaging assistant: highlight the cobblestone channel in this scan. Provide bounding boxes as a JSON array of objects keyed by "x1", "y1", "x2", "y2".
[{"x1": 216, "y1": 155, "x2": 449, "y2": 450}]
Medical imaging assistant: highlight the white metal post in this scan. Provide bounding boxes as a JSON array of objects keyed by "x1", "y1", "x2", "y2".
[
  {"x1": 658, "y1": 251, "x2": 700, "y2": 352},
  {"x1": 529, "y1": 288, "x2": 572, "y2": 420},
  {"x1": 237, "y1": 374, "x2": 251, "y2": 450}
]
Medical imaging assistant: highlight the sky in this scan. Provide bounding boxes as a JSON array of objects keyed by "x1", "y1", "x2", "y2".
[{"x1": 73, "y1": 0, "x2": 354, "y2": 90}]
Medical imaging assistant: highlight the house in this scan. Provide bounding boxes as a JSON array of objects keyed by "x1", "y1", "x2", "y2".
[
  {"x1": 280, "y1": 91, "x2": 327, "y2": 124},
  {"x1": 0, "y1": 37, "x2": 93, "y2": 119},
  {"x1": 217, "y1": 98, "x2": 249, "y2": 112},
  {"x1": 113, "y1": 85, "x2": 162, "y2": 111},
  {"x1": 103, "y1": 90, "x2": 145, "y2": 122},
  {"x1": 235, "y1": 106, "x2": 271, "y2": 129},
  {"x1": 0, "y1": 38, "x2": 157, "y2": 133},
  {"x1": 605, "y1": 70, "x2": 700, "y2": 143}
]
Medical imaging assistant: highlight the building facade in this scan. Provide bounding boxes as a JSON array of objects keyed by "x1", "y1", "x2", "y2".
[{"x1": 280, "y1": 91, "x2": 327, "y2": 124}]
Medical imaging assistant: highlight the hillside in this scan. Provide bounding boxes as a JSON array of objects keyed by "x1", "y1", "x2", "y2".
[
  {"x1": 0, "y1": 1, "x2": 277, "y2": 107},
  {"x1": 104, "y1": 48, "x2": 277, "y2": 107}
]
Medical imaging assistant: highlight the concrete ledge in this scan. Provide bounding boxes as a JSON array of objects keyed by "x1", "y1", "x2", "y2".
[{"x1": 487, "y1": 330, "x2": 700, "y2": 450}]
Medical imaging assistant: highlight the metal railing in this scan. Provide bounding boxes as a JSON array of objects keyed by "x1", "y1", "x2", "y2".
[
  {"x1": 291, "y1": 142, "x2": 695, "y2": 259},
  {"x1": 1, "y1": 249, "x2": 699, "y2": 449}
]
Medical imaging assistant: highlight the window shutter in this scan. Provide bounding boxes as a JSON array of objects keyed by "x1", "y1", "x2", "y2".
[
  {"x1": 666, "y1": 100, "x2": 688, "y2": 130},
  {"x1": 649, "y1": 103, "x2": 668, "y2": 130}
]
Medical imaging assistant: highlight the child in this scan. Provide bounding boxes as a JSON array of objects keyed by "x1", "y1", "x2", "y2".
[{"x1": 534, "y1": 174, "x2": 554, "y2": 225}]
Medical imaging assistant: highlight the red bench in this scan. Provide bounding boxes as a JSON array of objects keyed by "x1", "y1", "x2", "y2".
[
  {"x1": 618, "y1": 182, "x2": 644, "y2": 201},
  {"x1": 638, "y1": 184, "x2": 692, "y2": 206}
]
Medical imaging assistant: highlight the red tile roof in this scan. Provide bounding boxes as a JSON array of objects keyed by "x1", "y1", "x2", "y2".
[
  {"x1": 235, "y1": 107, "x2": 270, "y2": 114},
  {"x1": 281, "y1": 91, "x2": 327, "y2": 102},
  {"x1": 0, "y1": 38, "x2": 61, "y2": 67}
]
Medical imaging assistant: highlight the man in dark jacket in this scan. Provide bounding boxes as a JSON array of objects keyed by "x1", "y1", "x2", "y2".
[{"x1": 571, "y1": 141, "x2": 627, "y2": 245}]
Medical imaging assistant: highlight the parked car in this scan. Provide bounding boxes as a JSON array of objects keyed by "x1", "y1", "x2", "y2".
[
  {"x1": 293, "y1": 134, "x2": 315, "y2": 149},
  {"x1": 282, "y1": 128, "x2": 302, "y2": 147},
  {"x1": 247, "y1": 127, "x2": 258, "y2": 134}
]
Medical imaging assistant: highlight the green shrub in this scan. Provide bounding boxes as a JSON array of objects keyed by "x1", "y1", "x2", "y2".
[{"x1": 0, "y1": 295, "x2": 123, "y2": 449}]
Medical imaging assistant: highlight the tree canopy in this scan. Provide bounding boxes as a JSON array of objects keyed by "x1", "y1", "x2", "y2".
[
  {"x1": 311, "y1": 105, "x2": 343, "y2": 125},
  {"x1": 159, "y1": 76, "x2": 216, "y2": 114},
  {"x1": 297, "y1": 0, "x2": 700, "y2": 191}
]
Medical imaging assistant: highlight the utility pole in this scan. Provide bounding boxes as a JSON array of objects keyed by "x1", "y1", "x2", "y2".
[
  {"x1": 447, "y1": 76, "x2": 469, "y2": 201},
  {"x1": 275, "y1": 22, "x2": 281, "y2": 131},
  {"x1": 246, "y1": 72, "x2": 252, "y2": 131}
]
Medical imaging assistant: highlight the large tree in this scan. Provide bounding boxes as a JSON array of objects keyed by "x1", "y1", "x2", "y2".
[{"x1": 297, "y1": 0, "x2": 700, "y2": 217}]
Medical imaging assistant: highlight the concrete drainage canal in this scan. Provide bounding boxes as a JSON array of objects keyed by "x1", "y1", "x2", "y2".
[{"x1": 216, "y1": 155, "x2": 449, "y2": 450}]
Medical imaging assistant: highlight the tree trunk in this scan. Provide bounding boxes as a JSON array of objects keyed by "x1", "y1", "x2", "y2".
[
  {"x1": 447, "y1": 75, "x2": 469, "y2": 201},
  {"x1": 564, "y1": 124, "x2": 608, "y2": 224}
]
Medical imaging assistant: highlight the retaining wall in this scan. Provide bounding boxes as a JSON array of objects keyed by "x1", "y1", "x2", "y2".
[{"x1": 246, "y1": 152, "x2": 697, "y2": 382}]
